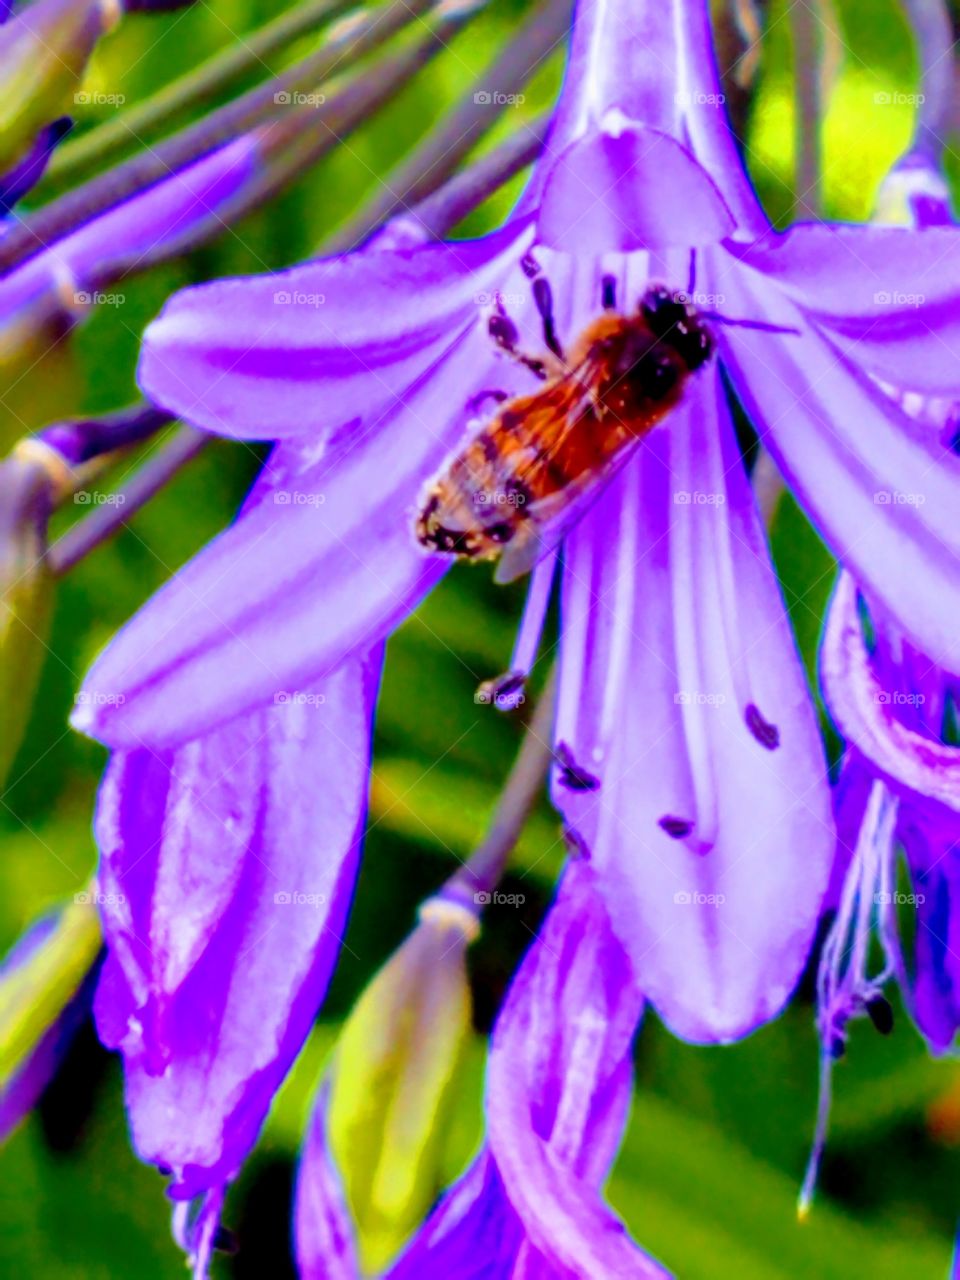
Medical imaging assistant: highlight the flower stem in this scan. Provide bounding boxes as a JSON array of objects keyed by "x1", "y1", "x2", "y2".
[
  {"x1": 446, "y1": 665, "x2": 557, "y2": 903},
  {"x1": 44, "y1": 0, "x2": 359, "y2": 186},
  {"x1": 389, "y1": 113, "x2": 548, "y2": 241},
  {"x1": 902, "y1": 0, "x2": 953, "y2": 158},
  {"x1": 0, "y1": 0, "x2": 440, "y2": 274},
  {"x1": 790, "y1": 0, "x2": 822, "y2": 218},
  {"x1": 321, "y1": 0, "x2": 570, "y2": 251},
  {"x1": 49, "y1": 425, "x2": 207, "y2": 574}
]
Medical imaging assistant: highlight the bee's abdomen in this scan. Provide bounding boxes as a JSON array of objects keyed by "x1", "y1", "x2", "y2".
[{"x1": 415, "y1": 427, "x2": 531, "y2": 560}]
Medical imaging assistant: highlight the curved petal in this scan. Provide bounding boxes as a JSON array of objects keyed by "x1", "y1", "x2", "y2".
[
  {"x1": 296, "y1": 1083, "x2": 361, "y2": 1280},
  {"x1": 724, "y1": 223, "x2": 960, "y2": 395},
  {"x1": 93, "y1": 650, "x2": 381, "y2": 1197},
  {"x1": 554, "y1": 368, "x2": 833, "y2": 1042},
  {"x1": 537, "y1": 126, "x2": 735, "y2": 253},
  {"x1": 714, "y1": 253, "x2": 960, "y2": 676},
  {"x1": 74, "y1": 318, "x2": 523, "y2": 748},
  {"x1": 138, "y1": 222, "x2": 529, "y2": 440},
  {"x1": 899, "y1": 805, "x2": 960, "y2": 1052},
  {"x1": 485, "y1": 864, "x2": 663, "y2": 1279},
  {"x1": 820, "y1": 572, "x2": 960, "y2": 811}
]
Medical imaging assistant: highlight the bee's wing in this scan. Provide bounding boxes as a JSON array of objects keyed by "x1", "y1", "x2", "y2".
[{"x1": 494, "y1": 440, "x2": 640, "y2": 583}]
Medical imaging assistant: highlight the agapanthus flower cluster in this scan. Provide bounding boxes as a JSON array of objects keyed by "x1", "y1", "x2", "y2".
[{"x1": 4, "y1": 0, "x2": 960, "y2": 1273}]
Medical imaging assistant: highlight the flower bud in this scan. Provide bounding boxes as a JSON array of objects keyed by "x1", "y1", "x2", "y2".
[
  {"x1": 325, "y1": 890, "x2": 479, "y2": 1273},
  {"x1": 0, "y1": 0, "x2": 119, "y2": 177},
  {"x1": 0, "y1": 894, "x2": 101, "y2": 1117},
  {"x1": 0, "y1": 444, "x2": 66, "y2": 786}
]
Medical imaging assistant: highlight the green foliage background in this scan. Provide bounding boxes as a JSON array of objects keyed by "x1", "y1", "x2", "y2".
[{"x1": 1, "y1": 0, "x2": 959, "y2": 1276}]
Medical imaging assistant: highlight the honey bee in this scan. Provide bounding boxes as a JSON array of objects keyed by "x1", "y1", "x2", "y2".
[{"x1": 415, "y1": 275, "x2": 714, "y2": 583}]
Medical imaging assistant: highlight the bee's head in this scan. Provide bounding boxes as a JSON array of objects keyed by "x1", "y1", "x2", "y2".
[{"x1": 639, "y1": 286, "x2": 713, "y2": 371}]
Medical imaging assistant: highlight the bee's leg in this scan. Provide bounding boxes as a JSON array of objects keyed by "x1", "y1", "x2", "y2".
[
  {"x1": 467, "y1": 388, "x2": 509, "y2": 415},
  {"x1": 487, "y1": 301, "x2": 548, "y2": 380},
  {"x1": 601, "y1": 275, "x2": 618, "y2": 311}
]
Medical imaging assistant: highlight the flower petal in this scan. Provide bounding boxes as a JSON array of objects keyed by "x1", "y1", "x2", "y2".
[
  {"x1": 554, "y1": 369, "x2": 833, "y2": 1042},
  {"x1": 715, "y1": 255, "x2": 960, "y2": 675},
  {"x1": 485, "y1": 863, "x2": 665, "y2": 1278},
  {"x1": 93, "y1": 650, "x2": 380, "y2": 1196},
  {"x1": 74, "y1": 315, "x2": 525, "y2": 748},
  {"x1": 725, "y1": 224, "x2": 960, "y2": 394},
  {"x1": 537, "y1": 126, "x2": 734, "y2": 253},
  {"x1": 296, "y1": 1083, "x2": 361, "y2": 1280},
  {"x1": 900, "y1": 804, "x2": 960, "y2": 1052},
  {"x1": 138, "y1": 223, "x2": 529, "y2": 440},
  {"x1": 820, "y1": 572, "x2": 960, "y2": 810}
]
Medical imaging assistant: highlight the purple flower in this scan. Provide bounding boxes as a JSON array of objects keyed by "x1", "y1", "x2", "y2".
[
  {"x1": 80, "y1": 0, "x2": 960, "y2": 1046},
  {"x1": 800, "y1": 149, "x2": 960, "y2": 1211},
  {"x1": 66, "y1": 0, "x2": 960, "y2": 1265},
  {"x1": 296, "y1": 864, "x2": 667, "y2": 1278},
  {"x1": 0, "y1": 115, "x2": 70, "y2": 214},
  {"x1": 93, "y1": 649, "x2": 380, "y2": 1205}
]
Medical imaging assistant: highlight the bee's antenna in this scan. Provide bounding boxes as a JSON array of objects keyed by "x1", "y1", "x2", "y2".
[{"x1": 702, "y1": 312, "x2": 801, "y2": 336}]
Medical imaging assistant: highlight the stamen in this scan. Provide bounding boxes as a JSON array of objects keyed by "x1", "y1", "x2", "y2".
[
  {"x1": 659, "y1": 815, "x2": 695, "y2": 839},
  {"x1": 488, "y1": 310, "x2": 518, "y2": 351},
  {"x1": 533, "y1": 275, "x2": 564, "y2": 359},
  {"x1": 563, "y1": 824, "x2": 591, "y2": 860},
  {"x1": 941, "y1": 404, "x2": 960, "y2": 455},
  {"x1": 865, "y1": 994, "x2": 894, "y2": 1035},
  {"x1": 520, "y1": 250, "x2": 540, "y2": 279},
  {"x1": 509, "y1": 547, "x2": 557, "y2": 674},
  {"x1": 799, "y1": 779, "x2": 900, "y2": 1218},
  {"x1": 554, "y1": 741, "x2": 600, "y2": 791},
  {"x1": 745, "y1": 702, "x2": 780, "y2": 750},
  {"x1": 601, "y1": 274, "x2": 618, "y2": 310},
  {"x1": 476, "y1": 669, "x2": 526, "y2": 710},
  {"x1": 702, "y1": 311, "x2": 801, "y2": 336}
]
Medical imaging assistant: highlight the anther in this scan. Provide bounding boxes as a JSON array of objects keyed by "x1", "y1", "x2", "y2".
[
  {"x1": 520, "y1": 251, "x2": 540, "y2": 279},
  {"x1": 601, "y1": 275, "x2": 618, "y2": 310},
  {"x1": 467, "y1": 388, "x2": 509, "y2": 415},
  {"x1": 865, "y1": 994, "x2": 894, "y2": 1035},
  {"x1": 659, "y1": 815, "x2": 694, "y2": 839},
  {"x1": 554, "y1": 741, "x2": 600, "y2": 791},
  {"x1": 745, "y1": 703, "x2": 780, "y2": 750},
  {"x1": 488, "y1": 311, "x2": 518, "y2": 351},
  {"x1": 532, "y1": 276, "x2": 564, "y2": 360},
  {"x1": 213, "y1": 1227, "x2": 238, "y2": 1256},
  {"x1": 563, "y1": 824, "x2": 591, "y2": 860}
]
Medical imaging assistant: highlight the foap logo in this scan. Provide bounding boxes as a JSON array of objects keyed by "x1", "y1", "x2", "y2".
[
  {"x1": 874, "y1": 490, "x2": 926, "y2": 506},
  {"x1": 674, "y1": 291, "x2": 727, "y2": 308},
  {"x1": 873, "y1": 290, "x2": 925, "y2": 308},
  {"x1": 75, "y1": 90, "x2": 126, "y2": 107},
  {"x1": 474, "y1": 686, "x2": 526, "y2": 709},
  {"x1": 474, "y1": 291, "x2": 525, "y2": 306},
  {"x1": 673, "y1": 490, "x2": 726, "y2": 505},
  {"x1": 273, "y1": 490, "x2": 326, "y2": 506},
  {"x1": 474, "y1": 890, "x2": 526, "y2": 906},
  {"x1": 874, "y1": 90, "x2": 925, "y2": 106},
  {"x1": 74, "y1": 691, "x2": 125, "y2": 707},
  {"x1": 273, "y1": 890, "x2": 328, "y2": 907},
  {"x1": 274, "y1": 90, "x2": 326, "y2": 106},
  {"x1": 674, "y1": 90, "x2": 726, "y2": 107},
  {"x1": 274, "y1": 690, "x2": 326, "y2": 707},
  {"x1": 875, "y1": 691, "x2": 926, "y2": 706},
  {"x1": 874, "y1": 890, "x2": 925, "y2": 906},
  {"x1": 674, "y1": 890, "x2": 726, "y2": 906},
  {"x1": 674, "y1": 691, "x2": 726, "y2": 706},
  {"x1": 74, "y1": 490, "x2": 126, "y2": 506},
  {"x1": 473, "y1": 91, "x2": 525, "y2": 106},
  {"x1": 75, "y1": 890, "x2": 126, "y2": 907},
  {"x1": 473, "y1": 489, "x2": 526, "y2": 508},
  {"x1": 273, "y1": 290, "x2": 325, "y2": 307},
  {"x1": 73, "y1": 290, "x2": 125, "y2": 307}
]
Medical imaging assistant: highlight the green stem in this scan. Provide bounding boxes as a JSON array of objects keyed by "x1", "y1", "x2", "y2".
[
  {"x1": 45, "y1": 0, "x2": 359, "y2": 186},
  {"x1": 447, "y1": 666, "x2": 557, "y2": 901},
  {"x1": 0, "y1": 0, "x2": 439, "y2": 274}
]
